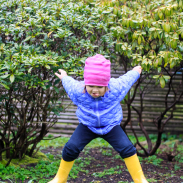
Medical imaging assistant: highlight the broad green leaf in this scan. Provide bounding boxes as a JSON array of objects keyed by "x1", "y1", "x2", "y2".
[
  {"x1": 158, "y1": 57, "x2": 162, "y2": 65},
  {"x1": 149, "y1": 27, "x2": 156, "y2": 32},
  {"x1": 68, "y1": 72, "x2": 76, "y2": 74},
  {"x1": 44, "y1": 80, "x2": 50, "y2": 83},
  {"x1": 45, "y1": 65, "x2": 50, "y2": 69},
  {"x1": 27, "y1": 180, "x2": 33, "y2": 183},
  {"x1": 178, "y1": 45, "x2": 183, "y2": 52},
  {"x1": 54, "y1": 79, "x2": 60, "y2": 85},
  {"x1": 102, "y1": 10, "x2": 111, "y2": 14},
  {"x1": 177, "y1": 52, "x2": 182, "y2": 59},
  {"x1": 10, "y1": 75, "x2": 15, "y2": 83},
  {"x1": 24, "y1": 7, "x2": 32, "y2": 11},
  {"x1": 0, "y1": 83, "x2": 10, "y2": 90},
  {"x1": 153, "y1": 75, "x2": 159, "y2": 79},
  {"x1": 0, "y1": 74, "x2": 10, "y2": 79},
  {"x1": 42, "y1": 85, "x2": 46, "y2": 89},
  {"x1": 170, "y1": 60, "x2": 175, "y2": 69},
  {"x1": 47, "y1": 31, "x2": 53, "y2": 38},
  {"x1": 160, "y1": 77, "x2": 165, "y2": 88},
  {"x1": 138, "y1": 36, "x2": 141, "y2": 45},
  {"x1": 164, "y1": 75, "x2": 170, "y2": 80},
  {"x1": 28, "y1": 67, "x2": 33, "y2": 73},
  {"x1": 53, "y1": 86, "x2": 59, "y2": 93},
  {"x1": 158, "y1": 67, "x2": 161, "y2": 73},
  {"x1": 23, "y1": 36, "x2": 32, "y2": 42}
]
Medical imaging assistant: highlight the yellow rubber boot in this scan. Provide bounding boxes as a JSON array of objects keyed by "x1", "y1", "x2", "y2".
[
  {"x1": 48, "y1": 159, "x2": 74, "y2": 183},
  {"x1": 124, "y1": 154, "x2": 148, "y2": 183}
]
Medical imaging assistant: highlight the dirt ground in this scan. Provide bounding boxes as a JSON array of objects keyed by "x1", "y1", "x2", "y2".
[{"x1": 43, "y1": 146, "x2": 183, "y2": 183}]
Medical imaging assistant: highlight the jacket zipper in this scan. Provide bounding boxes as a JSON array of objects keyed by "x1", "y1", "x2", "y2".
[{"x1": 96, "y1": 99, "x2": 100, "y2": 127}]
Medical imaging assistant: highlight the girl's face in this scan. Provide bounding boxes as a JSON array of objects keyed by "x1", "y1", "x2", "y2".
[{"x1": 86, "y1": 85, "x2": 107, "y2": 98}]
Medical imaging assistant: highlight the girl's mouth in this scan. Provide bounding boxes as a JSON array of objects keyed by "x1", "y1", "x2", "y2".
[{"x1": 92, "y1": 93, "x2": 99, "y2": 97}]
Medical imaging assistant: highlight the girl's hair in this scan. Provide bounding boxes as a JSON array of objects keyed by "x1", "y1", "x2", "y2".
[{"x1": 83, "y1": 86, "x2": 110, "y2": 93}]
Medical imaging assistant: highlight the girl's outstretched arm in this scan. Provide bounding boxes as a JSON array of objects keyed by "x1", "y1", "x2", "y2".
[
  {"x1": 112, "y1": 66, "x2": 142, "y2": 101},
  {"x1": 55, "y1": 69, "x2": 83, "y2": 106}
]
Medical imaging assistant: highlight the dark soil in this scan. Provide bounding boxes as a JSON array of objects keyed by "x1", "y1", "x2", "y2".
[{"x1": 42, "y1": 146, "x2": 183, "y2": 183}]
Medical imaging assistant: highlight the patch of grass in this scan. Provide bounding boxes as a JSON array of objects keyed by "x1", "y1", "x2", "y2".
[
  {"x1": 68, "y1": 157, "x2": 92, "y2": 180},
  {"x1": 0, "y1": 159, "x2": 58, "y2": 182},
  {"x1": 162, "y1": 133, "x2": 183, "y2": 142},
  {"x1": 38, "y1": 137, "x2": 114, "y2": 149},
  {"x1": 156, "y1": 148, "x2": 163, "y2": 154},
  {"x1": 38, "y1": 136, "x2": 69, "y2": 149},
  {"x1": 0, "y1": 153, "x2": 87, "y2": 183},
  {"x1": 83, "y1": 148, "x2": 90, "y2": 155},
  {"x1": 86, "y1": 138, "x2": 112, "y2": 148},
  {"x1": 145, "y1": 155, "x2": 163, "y2": 166},
  {"x1": 112, "y1": 154, "x2": 121, "y2": 160},
  {"x1": 147, "y1": 178, "x2": 158, "y2": 182},
  {"x1": 138, "y1": 156, "x2": 144, "y2": 162},
  {"x1": 101, "y1": 149, "x2": 113, "y2": 156},
  {"x1": 92, "y1": 166, "x2": 123, "y2": 178},
  {"x1": 175, "y1": 154, "x2": 183, "y2": 163},
  {"x1": 177, "y1": 144, "x2": 183, "y2": 150},
  {"x1": 163, "y1": 172, "x2": 177, "y2": 178}
]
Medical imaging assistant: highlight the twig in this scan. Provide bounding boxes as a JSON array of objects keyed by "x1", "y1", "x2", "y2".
[{"x1": 42, "y1": 135, "x2": 63, "y2": 140}]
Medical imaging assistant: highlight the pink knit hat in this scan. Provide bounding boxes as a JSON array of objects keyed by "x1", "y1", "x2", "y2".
[{"x1": 84, "y1": 54, "x2": 111, "y2": 86}]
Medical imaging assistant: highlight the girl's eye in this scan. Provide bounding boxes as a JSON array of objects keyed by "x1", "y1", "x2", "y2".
[
  {"x1": 98, "y1": 86, "x2": 103, "y2": 88},
  {"x1": 88, "y1": 85, "x2": 93, "y2": 87}
]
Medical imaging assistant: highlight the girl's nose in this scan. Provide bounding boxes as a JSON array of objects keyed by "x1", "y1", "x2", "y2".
[{"x1": 93, "y1": 88, "x2": 98, "y2": 92}]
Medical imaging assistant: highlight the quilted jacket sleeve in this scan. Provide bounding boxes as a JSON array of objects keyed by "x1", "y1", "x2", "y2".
[
  {"x1": 114, "y1": 70, "x2": 140, "y2": 101},
  {"x1": 61, "y1": 76, "x2": 83, "y2": 105}
]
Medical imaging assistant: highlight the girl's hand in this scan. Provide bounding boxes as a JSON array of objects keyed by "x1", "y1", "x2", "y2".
[
  {"x1": 132, "y1": 66, "x2": 142, "y2": 74},
  {"x1": 55, "y1": 69, "x2": 67, "y2": 80}
]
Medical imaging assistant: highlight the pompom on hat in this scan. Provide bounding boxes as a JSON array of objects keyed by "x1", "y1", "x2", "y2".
[{"x1": 84, "y1": 54, "x2": 111, "y2": 86}]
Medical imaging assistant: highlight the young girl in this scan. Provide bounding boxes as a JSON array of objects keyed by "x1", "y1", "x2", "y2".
[{"x1": 49, "y1": 54, "x2": 148, "y2": 183}]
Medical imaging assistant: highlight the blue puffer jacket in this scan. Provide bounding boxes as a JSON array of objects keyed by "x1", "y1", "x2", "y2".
[{"x1": 62, "y1": 70, "x2": 140, "y2": 135}]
